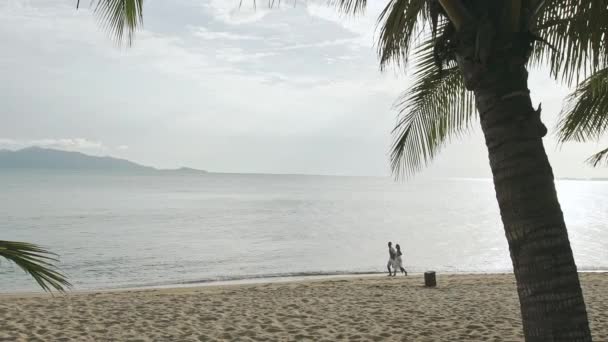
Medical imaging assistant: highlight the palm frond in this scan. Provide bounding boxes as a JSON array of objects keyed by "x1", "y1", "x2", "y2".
[
  {"x1": 391, "y1": 39, "x2": 476, "y2": 177},
  {"x1": 89, "y1": 0, "x2": 143, "y2": 46},
  {"x1": 587, "y1": 146, "x2": 608, "y2": 167},
  {"x1": 557, "y1": 67, "x2": 608, "y2": 143},
  {"x1": 376, "y1": 0, "x2": 436, "y2": 69},
  {"x1": 532, "y1": 0, "x2": 608, "y2": 85},
  {"x1": 329, "y1": 0, "x2": 367, "y2": 14},
  {"x1": 0, "y1": 241, "x2": 71, "y2": 292}
]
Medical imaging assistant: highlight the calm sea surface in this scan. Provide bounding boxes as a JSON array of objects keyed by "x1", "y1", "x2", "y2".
[{"x1": 1, "y1": 171, "x2": 606, "y2": 292}]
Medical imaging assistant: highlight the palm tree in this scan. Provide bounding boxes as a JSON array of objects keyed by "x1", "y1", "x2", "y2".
[
  {"x1": 0, "y1": 240, "x2": 71, "y2": 292},
  {"x1": 85, "y1": 0, "x2": 607, "y2": 340}
]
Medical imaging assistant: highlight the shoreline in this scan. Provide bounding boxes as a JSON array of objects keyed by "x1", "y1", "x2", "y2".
[
  {"x1": 1, "y1": 273, "x2": 606, "y2": 341},
  {"x1": 3, "y1": 269, "x2": 608, "y2": 296}
]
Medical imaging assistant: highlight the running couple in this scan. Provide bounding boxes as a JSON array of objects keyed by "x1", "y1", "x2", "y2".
[{"x1": 387, "y1": 241, "x2": 407, "y2": 276}]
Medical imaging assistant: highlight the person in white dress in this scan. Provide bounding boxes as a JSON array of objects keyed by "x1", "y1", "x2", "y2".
[
  {"x1": 393, "y1": 244, "x2": 407, "y2": 276},
  {"x1": 387, "y1": 241, "x2": 396, "y2": 276}
]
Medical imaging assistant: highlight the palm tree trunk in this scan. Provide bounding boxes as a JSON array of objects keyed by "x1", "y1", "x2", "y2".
[{"x1": 473, "y1": 63, "x2": 592, "y2": 341}]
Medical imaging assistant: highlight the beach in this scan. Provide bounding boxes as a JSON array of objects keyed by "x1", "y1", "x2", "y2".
[{"x1": 1, "y1": 273, "x2": 606, "y2": 341}]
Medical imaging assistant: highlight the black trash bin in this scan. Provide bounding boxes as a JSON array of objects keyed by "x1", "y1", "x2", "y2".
[{"x1": 424, "y1": 271, "x2": 436, "y2": 287}]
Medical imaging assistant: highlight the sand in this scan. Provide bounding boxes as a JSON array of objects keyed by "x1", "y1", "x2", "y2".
[{"x1": 0, "y1": 273, "x2": 606, "y2": 341}]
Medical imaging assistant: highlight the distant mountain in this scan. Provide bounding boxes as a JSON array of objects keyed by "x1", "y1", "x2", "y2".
[{"x1": 0, "y1": 147, "x2": 208, "y2": 174}]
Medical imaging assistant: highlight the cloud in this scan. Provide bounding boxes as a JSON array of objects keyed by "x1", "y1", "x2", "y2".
[
  {"x1": 270, "y1": 37, "x2": 357, "y2": 51},
  {"x1": 192, "y1": 26, "x2": 263, "y2": 41},
  {"x1": 305, "y1": 1, "x2": 384, "y2": 47}
]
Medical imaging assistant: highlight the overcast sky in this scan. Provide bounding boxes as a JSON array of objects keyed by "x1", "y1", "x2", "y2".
[{"x1": 1, "y1": 0, "x2": 606, "y2": 178}]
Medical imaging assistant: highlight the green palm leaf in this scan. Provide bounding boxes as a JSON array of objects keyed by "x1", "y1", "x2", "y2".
[
  {"x1": 87, "y1": 0, "x2": 143, "y2": 46},
  {"x1": 587, "y1": 146, "x2": 608, "y2": 166},
  {"x1": 330, "y1": 0, "x2": 368, "y2": 14},
  {"x1": 376, "y1": 0, "x2": 433, "y2": 69},
  {"x1": 0, "y1": 241, "x2": 71, "y2": 292},
  {"x1": 533, "y1": 0, "x2": 608, "y2": 85},
  {"x1": 557, "y1": 66, "x2": 608, "y2": 166},
  {"x1": 391, "y1": 39, "x2": 476, "y2": 177},
  {"x1": 557, "y1": 67, "x2": 608, "y2": 142}
]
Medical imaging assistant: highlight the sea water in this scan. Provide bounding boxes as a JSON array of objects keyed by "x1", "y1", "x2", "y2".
[{"x1": 1, "y1": 170, "x2": 606, "y2": 292}]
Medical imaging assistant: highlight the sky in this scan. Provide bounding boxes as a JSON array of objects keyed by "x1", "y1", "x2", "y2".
[{"x1": 0, "y1": 0, "x2": 606, "y2": 178}]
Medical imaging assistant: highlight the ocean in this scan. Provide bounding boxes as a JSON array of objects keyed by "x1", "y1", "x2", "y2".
[{"x1": 1, "y1": 170, "x2": 607, "y2": 292}]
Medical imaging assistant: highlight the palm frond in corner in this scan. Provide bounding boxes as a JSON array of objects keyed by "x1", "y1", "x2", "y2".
[
  {"x1": 0, "y1": 240, "x2": 71, "y2": 292},
  {"x1": 533, "y1": 0, "x2": 608, "y2": 85},
  {"x1": 587, "y1": 146, "x2": 608, "y2": 167},
  {"x1": 557, "y1": 67, "x2": 608, "y2": 143}
]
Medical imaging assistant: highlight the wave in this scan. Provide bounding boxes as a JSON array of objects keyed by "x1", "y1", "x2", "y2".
[
  {"x1": 96, "y1": 266, "x2": 608, "y2": 292},
  {"x1": 102, "y1": 270, "x2": 383, "y2": 290}
]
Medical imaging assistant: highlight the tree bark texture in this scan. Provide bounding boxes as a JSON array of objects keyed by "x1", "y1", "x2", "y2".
[{"x1": 473, "y1": 61, "x2": 592, "y2": 341}]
